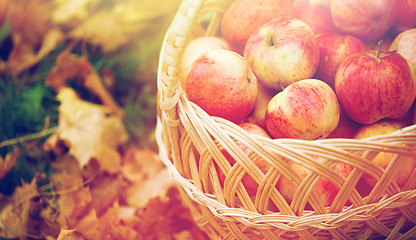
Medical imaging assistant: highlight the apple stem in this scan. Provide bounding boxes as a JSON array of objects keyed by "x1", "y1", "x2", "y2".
[
  {"x1": 376, "y1": 40, "x2": 383, "y2": 59},
  {"x1": 277, "y1": 82, "x2": 285, "y2": 91}
]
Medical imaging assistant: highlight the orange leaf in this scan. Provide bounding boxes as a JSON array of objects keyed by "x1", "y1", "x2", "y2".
[
  {"x1": 0, "y1": 174, "x2": 60, "y2": 239},
  {"x1": 121, "y1": 147, "x2": 175, "y2": 208},
  {"x1": 45, "y1": 49, "x2": 124, "y2": 118}
]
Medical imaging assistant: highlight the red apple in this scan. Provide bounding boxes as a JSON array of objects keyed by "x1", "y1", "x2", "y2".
[
  {"x1": 390, "y1": 0, "x2": 416, "y2": 34},
  {"x1": 221, "y1": 0, "x2": 293, "y2": 54},
  {"x1": 330, "y1": 0, "x2": 398, "y2": 41},
  {"x1": 335, "y1": 43, "x2": 416, "y2": 125},
  {"x1": 265, "y1": 79, "x2": 340, "y2": 140},
  {"x1": 179, "y1": 36, "x2": 235, "y2": 90},
  {"x1": 244, "y1": 17, "x2": 320, "y2": 90},
  {"x1": 186, "y1": 49, "x2": 258, "y2": 123},
  {"x1": 217, "y1": 122, "x2": 272, "y2": 196},
  {"x1": 315, "y1": 33, "x2": 367, "y2": 89},
  {"x1": 354, "y1": 119, "x2": 416, "y2": 188},
  {"x1": 294, "y1": 3, "x2": 337, "y2": 35},
  {"x1": 389, "y1": 28, "x2": 416, "y2": 71},
  {"x1": 276, "y1": 155, "x2": 353, "y2": 207}
]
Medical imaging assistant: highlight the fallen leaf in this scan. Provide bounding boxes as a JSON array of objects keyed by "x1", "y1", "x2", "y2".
[
  {"x1": 8, "y1": 0, "x2": 52, "y2": 47},
  {"x1": 0, "y1": 174, "x2": 60, "y2": 239},
  {"x1": 45, "y1": 48, "x2": 124, "y2": 118},
  {"x1": 68, "y1": 0, "x2": 181, "y2": 52},
  {"x1": 45, "y1": 87, "x2": 128, "y2": 172},
  {"x1": 75, "y1": 201, "x2": 138, "y2": 240},
  {"x1": 49, "y1": 155, "x2": 93, "y2": 227},
  {"x1": 6, "y1": 28, "x2": 65, "y2": 75},
  {"x1": 121, "y1": 146, "x2": 175, "y2": 208},
  {"x1": 53, "y1": 228, "x2": 84, "y2": 240},
  {"x1": 0, "y1": 146, "x2": 19, "y2": 179},
  {"x1": 52, "y1": 0, "x2": 99, "y2": 26}
]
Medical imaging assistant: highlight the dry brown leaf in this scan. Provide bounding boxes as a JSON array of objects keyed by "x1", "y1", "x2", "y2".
[
  {"x1": 45, "y1": 87, "x2": 128, "y2": 172},
  {"x1": 5, "y1": 0, "x2": 67, "y2": 75},
  {"x1": 45, "y1": 49, "x2": 124, "y2": 118},
  {"x1": 52, "y1": 0, "x2": 99, "y2": 26},
  {"x1": 49, "y1": 155, "x2": 93, "y2": 227},
  {"x1": 0, "y1": 146, "x2": 19, "y2": 179},
  {"x1": 0, "y1": 174, "x2": 60, "y2": 239},
  {"x1": 121, "y1": 146, "x2": 176, "y2": 208},
  {"x1": 68, "y1": 0, "x2": 181, "y2": 52},
  {"x1": 6, "y1": 28, "x2": 65, "y2": 75},
  {"x1": 75, "y1": 201, "x2": 138, "y2": 240},
  {"x1": 53, "y1": 228, "x2": 84, "y2": 240},
  {"x1": 8, "y1": 0, "x2": 52, "y2": 46}
]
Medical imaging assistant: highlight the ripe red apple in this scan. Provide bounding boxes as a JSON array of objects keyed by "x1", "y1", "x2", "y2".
[
  {"x1": 335, "y1": 42, "x2": 416, "y2": 125},
  {"x1": 293, "y1": 3, "x2": 337, "y2": 35},
  {"x1": 330, "y1": 0, "x2": 398, "y2": 41},
  {"x1": 265, "y1": 79, "x2": 340, "y2": 140},
  {"x1": 276, "y1": 155, "x2": 353, "y2": 207},
  {"x1": 390, "y1": 0, "x2": 416, "y2": 34},
  {"x1": 245, "y1": 82, "x2": 277, "y2": 129},
  {"x1": 244, "y1": 17, "x2": 320, "y2": 90},
  {"x1": 221, "y1": 0, "x2": 293, "y2": 54},
  {"x1": 179, "y1": 36, "x2": 235, "y2": 90},
  {"x1": 217, "y1": 122, "x2": 272, "y2": 196},
  {"x1": 354, "y1": 119, "x2": 416, "y2": 188},
  {"x1": 185, "y1": 49, "x2": 258, "y2": 123},
  {"x1": 389, "y1": 28, "x2": 416, "y2": 71},
  {"x1": 315, "y1": 33, "x2": 366, "y2": 89}
]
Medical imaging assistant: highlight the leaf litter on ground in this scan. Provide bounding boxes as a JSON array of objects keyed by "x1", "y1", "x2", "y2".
[{"x1": 0, "y1": 0, "x2": 209, "y2": 239}]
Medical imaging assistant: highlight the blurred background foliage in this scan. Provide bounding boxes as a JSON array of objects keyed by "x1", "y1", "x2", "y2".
[{"x1": 0, "y1": 0, "x2": 181, "y2": 195}]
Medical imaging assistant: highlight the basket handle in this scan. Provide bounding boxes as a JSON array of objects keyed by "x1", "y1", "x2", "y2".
[{"x1": 157, "y1": 0, "x2": 205, "y2": 112}]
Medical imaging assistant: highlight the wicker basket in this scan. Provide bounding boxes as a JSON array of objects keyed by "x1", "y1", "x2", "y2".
[{"x1": 155, "y1": 0, "x2": 416, "y2": 239}]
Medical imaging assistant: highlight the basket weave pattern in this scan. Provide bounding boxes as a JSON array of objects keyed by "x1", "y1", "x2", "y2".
[{"x1": 156, "y1": 0, "x2": 416, "y2": 239}]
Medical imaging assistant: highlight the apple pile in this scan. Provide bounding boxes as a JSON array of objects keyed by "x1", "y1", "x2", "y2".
[{"x1": 178, "y1": 0, "x2": 416, "y2": 208}]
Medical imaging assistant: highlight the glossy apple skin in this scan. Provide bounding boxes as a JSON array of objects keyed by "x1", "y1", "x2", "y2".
[
  {"x1": 244, "y1": 17, "x2": 320, "y2": 90},
  {"x1": 217, "y1": 122, "x2": 272, "y2": 196},
  {"x1": 179, "y1": 36, "x2": 235, "y2": 90},
  {"x1": 389, "y1": 28, "x2": 416, "y2": 71},
  {"x1": 294, "y1": 3, "x2": 337, "y2": 35},
  {"x1": 186, "y1": 49, "x2": 258, "y2": 123},
  {"x1": 276, "y1": 155, "x2": 352, "y2": 207},
  {"x1": 265, "y1": 79, "x2": 340, "y2": 140},
  {"x1": 354, "y1": 119, "x2": 416, "y2": 188},
  {"x1": 335, "y1": 50, "x2": 416, "y2": 125},
  {"x1": 315, "y1": 33, "x2": 366, "y2": 89},
  {"x1": 221, "y1": 0, "x2": 293, "y2": 54},
  {"x1": 390, "y1": 0, "x2": 416, "y2": 34},
  {"x1": 330, "y1": 0, "x2": 398, "y2": 41}
]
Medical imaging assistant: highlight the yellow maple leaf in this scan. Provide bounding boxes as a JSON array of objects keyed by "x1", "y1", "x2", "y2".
[{"x1": 45, "y1": 87, "x2": 128, "y2": 173}]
